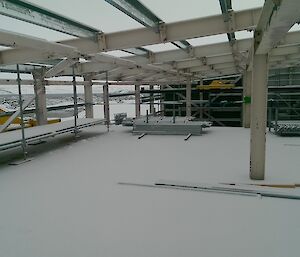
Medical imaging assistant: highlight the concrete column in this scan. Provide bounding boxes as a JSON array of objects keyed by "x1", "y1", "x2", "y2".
[
  {"x1": 149, "y1": 84, "x2": 155, "y2": 114},
  {"x1": 186, "y1": 79, "x2": 192, "y2": 117},
  {"x1": 250, "y1": 54, "x2": 269, "y2": 180},
  {"x1": 135, "y1": 84, "x2": 141, "y2": 118},
  {"x1": 32, "y1": 69, "x2": 47, "y2": 125},
  {"x1": 83, "y1": 75, "x2": 94, "y2": 118},
  {"x1": 103, "y1": 83, "x2": 110, "y2": 127},
  {"x1": 243, "y1": 71, "x2": 252, "y2": 128}
]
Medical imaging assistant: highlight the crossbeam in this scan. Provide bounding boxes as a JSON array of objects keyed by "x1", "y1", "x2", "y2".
[
  {"x1": 255, "y1": 0, "x2": 300, "y2": 54},
  {"x1": 0, "y1": 8, "x2": 261, "y2": 65}
]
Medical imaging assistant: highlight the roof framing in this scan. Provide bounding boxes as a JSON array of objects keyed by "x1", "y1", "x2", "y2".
[
  {"x1": 1, "y1": 1, "x2": 300, "y2": 82},
  {"x1": 0, "y1": 0, "x2": 100, "y2": 38},
  {"x1": 0, "y1": 7, "x2": 261, "y2": 66}
]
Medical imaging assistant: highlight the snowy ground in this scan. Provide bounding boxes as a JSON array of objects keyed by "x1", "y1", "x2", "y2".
[{"x1": 0, "y1": 108, "x2": 299, "y2": 256}]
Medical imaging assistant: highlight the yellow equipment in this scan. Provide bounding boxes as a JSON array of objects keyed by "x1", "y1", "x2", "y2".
[
  {"x1": 196, "y1": 80, "x2": 235, "y2": 90},
  {"x1": 0, "y1": 106, "x2": 61, "y2": 129}
]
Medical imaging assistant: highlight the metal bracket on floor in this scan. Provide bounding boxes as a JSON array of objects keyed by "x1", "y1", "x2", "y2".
[
  {"x1": 138, "y1": 133, "x2": 147, "y2": 139},
  {"x1": 184, "y1": 133, "x2": 192, "y2": 141}
]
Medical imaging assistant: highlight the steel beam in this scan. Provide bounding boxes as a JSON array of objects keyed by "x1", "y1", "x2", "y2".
[
  {"x1": 0, "y1": 29, "x2": 79, "y2": 58},
  {"x1": 0, "y1": 8, "x2": 261, "y2": 65},
  {"x1": 254, "y1": 0, "x2": 300, "y2": 54},
  {"x1": 105, "y1": 0, "x2": 161, "y2": 28},
  {"x1": 135, "y1": 83, "x2": 141, "y2": 118},
  {"x1": 0, "y1": 0, "x2": 100, "y2": 38},
  {"x1": 44, "y1": 58, "x2": 78, "y2": 78},
  {"x1": 105, "y1": 0, "x2": 191, "y2": 52}
]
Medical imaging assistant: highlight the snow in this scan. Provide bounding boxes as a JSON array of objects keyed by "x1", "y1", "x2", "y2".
[
  {"x1": 0, "y1": 118, "x2": 103, "y2": 147},
  {"x1": 0, "y1": 117, "x2": 299, "y2": 256}
]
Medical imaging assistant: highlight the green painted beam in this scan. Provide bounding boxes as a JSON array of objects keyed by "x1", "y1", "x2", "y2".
[
  {"x1": 218, "y1": 0, "x2": 236, "y2": 41},
  {"x1": 105, "y1": 0, "x2": 161, "y2": 28},
  {"x1": 105, "y1": 0, "x2": 191, "y2": 52},
  {"x1": 0, "y1": 0, "x2": 100, "y2": 38}
]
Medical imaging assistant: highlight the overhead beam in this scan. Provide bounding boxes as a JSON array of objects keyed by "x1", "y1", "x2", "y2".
[
  {"x1": 104, "y1": 0, "x2": 161, "y2": 28},
  {"x1": 58, "y1": 38, "x2": 252, "y2": 76},
  {"x1": 55, "y1": 31, "x2": 300, "y2": 79},
  {"x1": 0, "y1": 78, "x2": 187, "y2": 86},
  {"x1": 0, "y1": 0, "x2": 100, "y2": 37},
  {"x1": 44, "y1": 58, "x2": 78, "y2": 78},
  {"x1": 0, "y1": 29, "x2": 79, "y2": 57},
  {"x1": 218, "y1": 0, "x2": 242, "y2": 73},
  {"x1": 88, "y1": 53, "x2": 192, "y2": 78},
  {"x1": 0, "y1": 8, "x2": 261, "y2": 65},
  {"x1": 105, "y1": 0, "x2": 191, "y2": 52},
  {"x1": 254, "y1": 0, "x2": 300, "y2": 54}
]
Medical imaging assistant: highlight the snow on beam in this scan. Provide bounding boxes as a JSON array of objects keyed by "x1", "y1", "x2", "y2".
[
  {"x1": 0, "y1": 8, "x2": 261, "y2": 65},
  {"x1": 58, "y1": 39, "x2": 252, "y2": 76},
  {"x1": 189, "y1": 62, "x2": 236, "y2": 73},
  {"x1": 176, "y1": 54, "x2": 236, "y2": 69},
  {"x1": 254, "y1": 0, "x2": 300, "y2": 54},
  {"x1": 89, "y1": 53, "x2": 192, "y2": 78},
  {"x1": 44, "y1": 58, "x2": 78, "y2": 78},
  {"x1": 0, "y1": 0, "x2": 100, "y2": 38},
  {"x1": 0, "y1": 29, "x2": 79, "y2": 58}
]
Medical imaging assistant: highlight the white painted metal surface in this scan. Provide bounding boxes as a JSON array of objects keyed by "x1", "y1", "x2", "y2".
[{"x1": 250, "y1": 54, "x2": 269, "y2": 180}]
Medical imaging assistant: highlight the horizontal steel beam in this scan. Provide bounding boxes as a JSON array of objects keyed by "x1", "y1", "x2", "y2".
[
  {"x1": 104, "y1": 0, "x2": 161, "y2": 28},
  {"x1": 0, "y1": 29, "x2": 79, "y2": 57},
  {"x1": 0, "y1": 0, "x2": 100, "y2": 37},
  {"x1": 55, "y1": 31, "x2": 300, "y2": 78},
  {"x1": 0, "y1": 7, "x2": 261, "y2": 65}
]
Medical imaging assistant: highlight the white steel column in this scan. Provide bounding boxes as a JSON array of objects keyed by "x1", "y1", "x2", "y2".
[
  {"x1": 243, "y1": 71, "x2": 252, "y2": 128},
  {"x1": 32, "y1": 69, "x2": 47, "y2": 125},
  {"x1": 186, "y1": 78, "x2": 192, "y2": 117},
  {"x1": 83, "y1": 75, "x2": 94, "y2": 118},
  {"x1": 135, "y1": 84, "x2": 141, "y2": 118},
  {"x1": 250, "y1": 54, "x2": 269, "y2": 180},
  {"x1": 149, "y1": 84, "x2": 155, "y2": 114}
]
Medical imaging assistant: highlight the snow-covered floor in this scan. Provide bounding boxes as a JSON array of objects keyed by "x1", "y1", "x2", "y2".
[{"x1": 0, "y1": 122, "x2": 300, "y2": 257}]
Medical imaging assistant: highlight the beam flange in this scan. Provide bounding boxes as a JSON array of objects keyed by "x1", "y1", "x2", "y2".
[
  {"x1": 254, "y1": 0, "x2": 300, "y2": 54},
  {"x1": 0, "y1": 0, "x2": 100, "y2": 37}
]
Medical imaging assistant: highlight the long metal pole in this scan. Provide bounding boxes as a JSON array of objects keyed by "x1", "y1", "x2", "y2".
[
  {"x1": 72, "y1": 65, "x2": 78, "y2": 137},
  {"x1": 104, "y1": 71, "x2": 110, "y2": 131},
  {"x1": 135, "y1": 84, "x2": 141, "y2": 118},
  {"x1": 17, "y1": 64, "x2": 27, "y2": 159}
]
